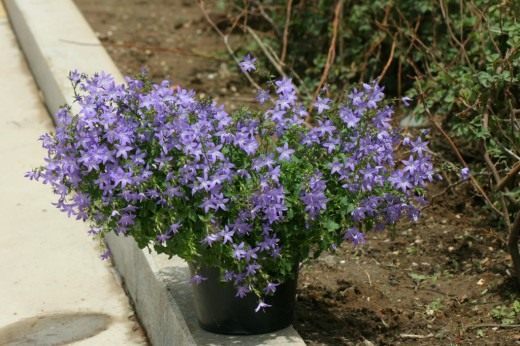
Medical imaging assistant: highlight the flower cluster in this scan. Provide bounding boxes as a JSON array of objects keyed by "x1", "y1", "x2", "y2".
[{"x1": 28, "y1": 65, "x2": 434, "y2": 311}]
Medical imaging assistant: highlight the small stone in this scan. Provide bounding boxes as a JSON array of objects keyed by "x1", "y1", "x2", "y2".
[{"x1": 218, "y1": 63, "x2": 231, "y2": 78}]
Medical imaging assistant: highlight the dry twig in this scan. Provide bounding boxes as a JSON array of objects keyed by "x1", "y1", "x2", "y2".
[
  {"x1": 466, "y1": 323, "x2": 520, "y2": 330},
  {"x1": 400, "y1": 333, "x2": 434, "y2": 339},
  {"x1": 377, "y1": 35, "x2": 397, "y2": 82},
  {"x1": 198, "y1": 0, "x2": 261, "y2": 90},
  {"x1": 243, "y1": 26, "x2": 287, "y2": 79},
  {"x1": 252, "y1": 1, "x2": 281, "y2": 37},
  {"x1": 496, "y1": 161, "x2": 520, "y2": 191},
  {"x1": 310, "y1": 0, "x2": 344, "y2": 110},
  {"x1": 280, "y1": 0, "x2": 293, "y2": 64},
  {"x1": 482, "y1": 108, "x2": 512, "y2": 228},
  {"x1": 508, "y1": 212, "x2": 520, "y2": 287},
  {"x1": 415, "y1": 83, "x2": 503, "y2": 217}
]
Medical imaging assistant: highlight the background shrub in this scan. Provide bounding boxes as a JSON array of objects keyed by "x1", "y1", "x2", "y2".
[{"x1": 212, "y1": 0, "x2": 520, "y2": 280}]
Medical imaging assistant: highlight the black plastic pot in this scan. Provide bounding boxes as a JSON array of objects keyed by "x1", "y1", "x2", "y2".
[{"x1": 189, "y1": 264, "x2": 298, "y2": 335}]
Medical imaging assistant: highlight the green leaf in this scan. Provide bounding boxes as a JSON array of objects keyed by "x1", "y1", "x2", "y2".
[
  {"x1": 325, "y1": 219, "x2": 340, "y2": 232},
  {"x1": 409, "y1": 272, "x2": 428, "y2": 282}
]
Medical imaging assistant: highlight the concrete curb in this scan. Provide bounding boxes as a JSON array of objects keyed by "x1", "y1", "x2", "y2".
[{"x1": 4, "y1": 0, "x2": 306, "y2": 344}]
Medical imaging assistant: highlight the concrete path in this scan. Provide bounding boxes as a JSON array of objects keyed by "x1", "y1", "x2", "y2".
[{"x1": 0, "y1": 2, "x2": 147, "y2": 345}]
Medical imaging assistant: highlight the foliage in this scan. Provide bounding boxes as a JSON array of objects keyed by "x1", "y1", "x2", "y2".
[
  {"x1": 425, "y1": 298, "x2": 443, "y2": 316},
  {"x1": 491, "y1": 300, "x2": 520, "y2": 324},
  {"x1": 229, "y1": 0, "x2": 519, "y2": 221},
  {"x1": 27, "y1": 69, "x2": 433, "y2": 310}
]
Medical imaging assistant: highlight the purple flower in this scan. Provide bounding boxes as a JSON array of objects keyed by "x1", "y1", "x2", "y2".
[
  {"x1": 88, "y1": 227, "x2": 101, "y2": 236},
  {"x1": 235, "y1": 285, "x2": 250, "y2": 298},
  {"x1": 219, "y1": 227, "x2": 235, "y2": 244},
  {"x1": 329, "y1": 160, "x2": 343, "y2": 175},
  {"x1": 258, "y1": 233, "x2": 279, "y2": 252},
  {"x1": 244, "y1": 247, "x2": 259, "y2": 262},
  {"x1": 29, "y1": 71, "x2": 436, "y2": 313},
  {"x1": 200, "y1": 193, "x2": 229, "y2": 213},
  {"x1": 363, "y1": 82, "x2": 385, "y2": 109},
  {"x1": 239, "y1": 53, "x2": 256, "y2": 72},
  {"x1": 156, "y1": 233, "x2": 171, "y2": 247},
  {"x1": 223, "y1": 270, "x2": 234, "y2": 282},
  {"x1": 252, "y1": 154, "x2": 275, "y2": 171},
  {"x1": 315, "y1": 120, "x2": 336, "y2": 137},
  {"x1": 401, "y1": 96, "x2": 412, "y2": 107},
  {"x1": 264, "y1": 282, "x2": 280, "y2": 294},
  {"x1": 389, "y1": 170, "x2": 412, "y2": 192},
  {"x1": 191, "y1": 274, "x2": 207, "y2": 285},
  {"x1": 256, "y1": 89, "x2": 270, "y2": 104},
  {"x1": 68, "y1": 69, "x2": 81, "y2": 84},
  {"x1": 255, "y1": 300, "x2": 272, "y2": 312},
  {"x1": 201, "y1": 233, "x2": 220, "y2": 247},
  {"x1": 251, "y1": 186, "x2": 287, "y2": 224},
  {"x1": 339, "y1": 107, "x2": 361, "y2": 128},
  {"x1": 246, "y1": 263, "x2": 261, "y2": 276},
  {"x1": 232, "y1": 242, "x2": 247, "y2": 260},
  {"x1": 460, "y1": 167, "x2": 470, "y2": 181},
  {"x1": 344, "y1": 227, "x2": 365, "y2": 246},
  {"x1": 410, "y1": 137, "x2": 428, "y2": 157},
  {"x1": 301, "y1": 173, "x2": 328, "y2": 219},
  {"x1": 402, "y1": 156, "x2": 420, "y2": 175},
  {"x1": 100, "y1": 249, "x2": 111, "y2": 260},
  {"x1": 119, "y1": 213, "x2": 135, "y2": 227},
  {"x1": 276, "y1": 143, "x2": 294, "y2": 161},
  {"x1": 25, "y1": 170, "x2": 41, "y2": 181},
  {"x1": 314, "y1": 96, "x2": 331, "y2": 114},
  {"x1": 168, "y1": 222, "x2": 181, "y2": 235},
  {"x1": 274, "y1": 77, "x2": 295, "y2": 95}
]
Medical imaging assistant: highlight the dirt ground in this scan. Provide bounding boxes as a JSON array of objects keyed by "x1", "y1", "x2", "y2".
[{"x1": 74, "y1": 0, "x2": 520, "y2": 344}]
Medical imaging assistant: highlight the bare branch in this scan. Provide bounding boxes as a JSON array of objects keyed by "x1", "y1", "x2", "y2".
[
  {"x1": 509, "y1": 211, "x2": 520, "y2": 287},
  {"x1": 466, "y1": 322, "x2": 520, "y2": 330},
  {"x1": 280, "y1": 0, "x2": 293, "y2": 64},
  {"x1": 310, "y1": 0, "x2": 344, "y2": 112},
  {"x1": 198, "y1": 0, "x2": 261, "y2": 90},
  {"x1": 482, "y1": 107, "x2": 511, "y2": 229},
  {"x1": 400, "y1": 333, "x2": 434, "y2": 339},
  {"x1": 415, "y1": 82, "x2": 504, "y2": 217},
  {"x1": 377, "y1": 35, "x2": 397, "y2": 82},
  {"x1": 496, "y1": 161, "x2": 520, "y2": 192},
  {"x1": 243, "y1": 26, "x2": 287, "y2": 79}
]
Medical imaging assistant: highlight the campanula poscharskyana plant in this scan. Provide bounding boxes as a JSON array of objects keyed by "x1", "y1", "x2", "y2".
[{"x1": 27, "y1": 61, "x2": 434, "y2": 312}]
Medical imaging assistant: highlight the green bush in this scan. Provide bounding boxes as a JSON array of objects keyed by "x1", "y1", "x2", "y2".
[
  {"x1": 227, "y1": 0, "x2": 519, "y2": 220},
  {"x1": 210, "y1": 0, "x2": 520, "y2": 283}
]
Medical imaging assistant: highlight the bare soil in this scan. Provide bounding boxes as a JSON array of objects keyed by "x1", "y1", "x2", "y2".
[{"x1": 74, "y1": 0, "x2": 520, "y2": 344}]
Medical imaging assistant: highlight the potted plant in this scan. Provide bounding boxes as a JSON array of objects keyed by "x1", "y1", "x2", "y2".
[{"x1": 27, "y1": 63, "x2": 434, "y2": 335}]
